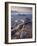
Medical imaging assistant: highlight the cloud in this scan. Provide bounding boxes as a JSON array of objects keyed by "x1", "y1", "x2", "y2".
[{"x1": 11, "y1": 6, "x2": 32, "y2": 13}]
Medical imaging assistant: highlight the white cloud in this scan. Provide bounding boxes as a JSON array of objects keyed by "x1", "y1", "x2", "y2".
[{"x1": 15, "y1": 20, "x2": 18, "y2": 22}]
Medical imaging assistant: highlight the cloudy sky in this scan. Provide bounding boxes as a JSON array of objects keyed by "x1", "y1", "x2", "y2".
[{"x1": 11, "y1": 6, "x2": 32, "y2": 13}]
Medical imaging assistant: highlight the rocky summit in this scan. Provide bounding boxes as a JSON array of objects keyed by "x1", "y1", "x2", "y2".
[{"x1": 11, "y1": 21, "x2": 32, "y2": 39}]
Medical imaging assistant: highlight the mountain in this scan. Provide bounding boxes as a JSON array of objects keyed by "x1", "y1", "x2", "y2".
[{"x1": 11, "y1": 11, "x2": 32, "y2": 39}]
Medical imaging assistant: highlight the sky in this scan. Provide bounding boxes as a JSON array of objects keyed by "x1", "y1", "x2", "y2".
[{"x1": 11, "y1": 6, "x2": 32, "y2": 13}]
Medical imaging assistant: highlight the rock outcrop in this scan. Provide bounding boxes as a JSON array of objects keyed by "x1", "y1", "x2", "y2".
[{"x1": 11, "y1": 21, "x2": 32, "y2": 39}]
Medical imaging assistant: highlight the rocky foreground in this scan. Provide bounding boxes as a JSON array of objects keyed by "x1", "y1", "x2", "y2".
[{"x1": 11, "y1": 21, "x2": 32, "y2": 39}]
